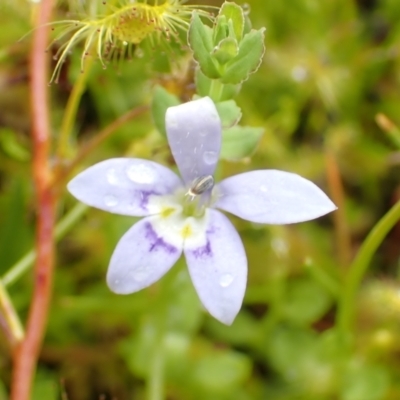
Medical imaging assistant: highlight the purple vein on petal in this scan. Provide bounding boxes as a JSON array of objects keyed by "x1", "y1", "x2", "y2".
[
  {"x1": 144, "y1": 222, "x2": 178, "y2": 254},
  {"x1": 138, "y1": 190, "x2": 161, "y2": 211},
  {"x1": 191, "y1": 240, "x2": 212, "y2": 259}
]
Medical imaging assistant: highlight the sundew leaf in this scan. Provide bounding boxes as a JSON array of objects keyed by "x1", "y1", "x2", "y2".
[
  {"x1": 221, "y1": 125, "x2": 264, "y2": 160},
  {"x1": 219, "y1": 1, "x2": 245, "y2": 41},
  {"x1": 222, "y1": 28, "x2": 266, "y2": 84},
  {"x1": 189, "y1": 12, "x2": 220, "y2": 79},
  {"x1": 151, "y1": 86, "x2": 180, "y2": 137}
]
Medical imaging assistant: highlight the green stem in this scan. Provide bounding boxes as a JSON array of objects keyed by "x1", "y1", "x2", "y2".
[
  {"x1": 56, "y1": 57, "x2": 94, "y2": 160},
  {"x1": 337, "y1": 199, "x2": 400, "y2": 337},
  {"x1": 2, "y1": 202, "x2": 88, "y2": 287},
  {"x1": 0, "y1": 280, "x2": 24, "y2": 345},
  {"x1": 209, "y1": 79, "x2": 224, "y2": 102},
  {"x1": 304, "y1": 258, "x2": 340, "y2": 298},
  {"x1": 147, "y1": 343, "x2": 165, "y2": 400}
]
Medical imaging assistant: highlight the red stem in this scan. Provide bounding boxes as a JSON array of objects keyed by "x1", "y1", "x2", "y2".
[{"x1": 10, "y1": 0, "x2": 55, "y2": 399}]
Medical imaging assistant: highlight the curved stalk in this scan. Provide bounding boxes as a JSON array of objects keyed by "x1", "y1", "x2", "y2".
[{"x1": 337, "y1": 200, "x2": 400, "y2": 337}]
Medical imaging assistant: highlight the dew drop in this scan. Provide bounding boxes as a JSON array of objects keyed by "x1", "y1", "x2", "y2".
[
  {"x1": 133, "y1": 270, "x2": 147, "y2": 282},
  {"x1": 291, "y1": 65, "x2": 308, "y2": 82},
  {"x1": 219, "y1": 274, "x2": 234, "y2": 288},
  {"x1": 126, "y1": 163, "x2": 155, "y2": 184},
  {"x1": 135, "y1": 48, "x2": 144, "y2": 58},
  {"x1": 168, "y1": 117, "x2": 178, "y2": 128},
  {"x1": 182, "y1": 156, "x2": 192, "y2": 169},
  {"x1": 104, "y1": 194, "x2": 118, "y2": 207},
  {"x1": 241, "y1": 3, "x2": 251, "y2": 15},
  {"x1": 210, "y1": 111, "x2": 220, "y2": 121},
  {"x1": 107, "y1": 168, "x2": 119, "y2": 185},
  {"x1": 199, "y1": 130, "x2": 208, "y2": 137},
  {"x1": 203, "y1": 151, "x2": 218, "y2": 165}
]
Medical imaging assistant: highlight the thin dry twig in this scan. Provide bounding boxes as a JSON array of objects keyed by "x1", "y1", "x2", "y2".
[
  {"x1": 53, "y1": 105, "x2": 148, "y2": 188},
  {"x1": 326, "y1": 151, "x2": 351, "y2": 271}
]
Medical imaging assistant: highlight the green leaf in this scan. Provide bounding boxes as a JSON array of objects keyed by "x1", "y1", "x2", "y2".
[
  {"x1": 221, "y1": 125, "x2": 264, "y2": 160},
  {"x1": 219, "y1": 1, "x2": 245, "y2": 41},
  {"x1": 283, "y1": 278, "x2": 333, "y2": 325},
  {"x1": 189, "y1": 12, "x2": 220, "y2": 79},
  {"x1": 267, "y1": 325, "x2": 317, "y2": 375},
  {"x1": 212, "y1": 37, "x2": 239, "y2": 65},
  {"x1": 222, "y1": 28, "x2": 266, "y2": 84},
  {"x1": 32, "y1": 372, "x2": 58, "y2": 400},
  {"x1": 341, "y1": 363, "x2": 390, "y2": 400},
  {"x1": 151, "y1": 86, "x2": 180, "y2": 137},
  {"x1": 195, "y1": 68, "x2": 241, "y2": 101},
  {"x1": 193, "y1": 351, "x2": 251, "y2": 392},
  {"x1": 215, "y1": 100, "x2": 242, "y2": 129},
  {"x1": 0, "y1": 128, "x2": 30, "y2": 161}
]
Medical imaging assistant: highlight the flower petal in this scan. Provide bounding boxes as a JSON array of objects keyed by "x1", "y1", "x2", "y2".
[
  {"x1": 214, "y1": 170, "x2": 337, "y2": 224},
  {"x1": 184, "y1": 209, "x2": 247, "y2": 325},
  {"x1": 67, "y1": 158, "x2": 182, "y2": 216},
  {"x1": 166, "y1": 97, "x2": 221, "y2": 185},
  {"x1": 107, "y1": 216, "x2": 183, "y2": 294}
]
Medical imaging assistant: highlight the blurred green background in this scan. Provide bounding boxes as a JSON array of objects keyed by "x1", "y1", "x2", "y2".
[{"x1": 2, "y1": 0, "x2": 400, "y2": 399}]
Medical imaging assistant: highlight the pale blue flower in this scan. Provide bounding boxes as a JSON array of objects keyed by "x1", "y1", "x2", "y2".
[{"x1": 68, "y1": 97, "x2": 336, "y2": 325}]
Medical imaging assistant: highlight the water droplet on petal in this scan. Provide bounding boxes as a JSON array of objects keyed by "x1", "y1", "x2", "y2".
[
  {"x1": 104, "y1": 194, "x2": 118, "y2": 207},
  {"x1": 126, "y1": 163, "x2": 155, "y2": 184},
  {"x1": 199, "y1": 131, "x2": 208, "y2": 137},
  {"x1": 203, "y1": 151, "x2": 218, "y2": 165},
  {"x1": 107, "y1": 168, "x2": 119, "y2": 185},
  {"x1": 133, "y1": 270, "x2": 147, "y2": 282},
  {"x1": 210, "y1": 111, "x2": 220, "y2": 121},
  {"x1": 168, "y1": 117, "x2": 178, "y2": 128},
  {"x1": 182, "y1": 156, "x2": 192, "y2": 169},
  {"x1": 219, "y1": 273, "x2": 234, "y2": 287}
]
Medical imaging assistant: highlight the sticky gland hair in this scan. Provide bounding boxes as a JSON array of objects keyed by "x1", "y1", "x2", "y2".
[{"x1": 48, "y1": 0, "x2": 215, "y2": 83}]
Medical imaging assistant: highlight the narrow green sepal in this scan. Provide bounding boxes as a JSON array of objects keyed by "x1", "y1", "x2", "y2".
[
  {"x1": 221, "y1": 28, "x2": 266, "y2": 84},
  {"x1": 151, "y1": 86, "x2": 180, "y2": 137},
  {"x1": 213, "y1": 15, "x2": 229, "y2": 44},
  {"x1": 219, "y1": 1, "x2": 245, "y2": 41},
  {"x1": 189, "y1": 12, "x2": 221, "y2": 79},
  {"x1": 243, "y1": 12, "x2": 252, "y2": 34},
  {"x1": 212, "y1": 37, "x2": 239, "y2": 65},
  {"x1": 215, "y1": 100, "x2": 242, "y2": 129}
]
